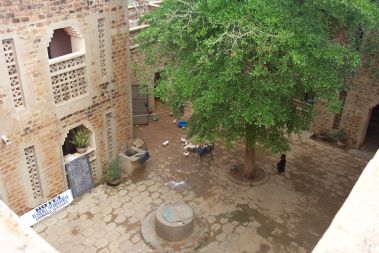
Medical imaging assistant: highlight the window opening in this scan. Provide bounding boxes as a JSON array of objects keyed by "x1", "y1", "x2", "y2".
[{"x1": 48, "y1": 27, "x2": 84, "y2": 59}]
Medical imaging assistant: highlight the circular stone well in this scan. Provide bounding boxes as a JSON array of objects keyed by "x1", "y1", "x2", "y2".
[
  {"x1": 141, "y1": 202, "x2": 209, "y2": 252},
  {"x1": 155, "y1": 202, "x2": 194, "y2": 242}
]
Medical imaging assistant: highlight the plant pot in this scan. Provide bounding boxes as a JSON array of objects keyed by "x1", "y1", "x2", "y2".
[
  {"x1": 336, "y1": 141, "x2": 347, "y2": 148},
  {"x1": 317, "y1": 134, "x2": 328, "y2": 141},
  {"x1": 106, "y1": 177, "x2": 122, "y2": 187},
  {"x1": 76, "y1": 147, "x2": 87, "y2": 154}
]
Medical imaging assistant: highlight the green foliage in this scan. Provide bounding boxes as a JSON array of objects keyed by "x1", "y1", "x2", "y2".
[
  {"x1": 71, "y1": 126, "x2": 89, "y2": 148},
  {"x1": 138, "y1": 0, "x2": 379, "y2": 153},
  {"x1": 106, "y1": 160, "x2": 121, "y2": 182}
]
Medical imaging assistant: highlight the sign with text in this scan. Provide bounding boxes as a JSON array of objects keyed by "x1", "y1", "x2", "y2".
[{"x1": 19, "y1": 189, "x2": 73, "y2": 227}]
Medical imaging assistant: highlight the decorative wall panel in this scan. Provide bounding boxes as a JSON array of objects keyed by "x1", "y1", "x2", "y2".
[
  {"x1": 2, "y1": 39, "x2": 25, "y2": 108},
  {"x1": 24, "y1": 146, "x2": 43, "y2": 199}
]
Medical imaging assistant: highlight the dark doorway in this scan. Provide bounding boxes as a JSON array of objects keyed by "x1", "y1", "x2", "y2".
[
  {"x1": 362, "y1": 104, "x2": 379, "y2": 152},
  {"x1": 154, "y1": 72, "x2": 161, "y2": 84},
  {"x1": 154, "y1": 72, "x2": 161, "y2": 98},
  {"x1": 62, "y1": 130, "x2": 76, "y2": 156}
]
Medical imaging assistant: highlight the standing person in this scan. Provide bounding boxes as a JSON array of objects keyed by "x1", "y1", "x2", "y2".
[{"x1": 277, "y1": 154, "x2": 286, "y2": 176}]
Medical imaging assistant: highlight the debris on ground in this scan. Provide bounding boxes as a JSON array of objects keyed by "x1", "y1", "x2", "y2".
[
  {"x1": 162, "y1": 140, "x2": 169, "y2": 146},
  {"x1": 180, "y1": 137, "x2": 188, "y2": 145},
  {"x1": 153, "y1": 114, "x2": 160, "y2": 121},
  {"x1": 178, "y1": 120, "x2": 187, "y2": 128},
  {"x1": 133, "y1": 137, "x2": 145, "y2": 149}
]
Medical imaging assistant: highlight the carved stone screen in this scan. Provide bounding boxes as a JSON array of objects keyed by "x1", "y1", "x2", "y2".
[
  {"x1": 24, "y1": 146, "x2": 43, "y2": 199},
  {"x1": 65, "y1": 155, "x2": 94, "y2": 198},
  {"x1": 87, "y1": 150, "x2": 99, "y2": 183},
  {"x1": 49, "y1": 54, "x2": 87, "y2": 104},
  {"x1": 98, "y1": 18, "x2": 107, "y2": 78},
  {"x1": 106, "y1": 112, "x2": 114, "y2": 159},
  {"x1": 2, "y1": 39, "x2": 25, "y2": 108}
]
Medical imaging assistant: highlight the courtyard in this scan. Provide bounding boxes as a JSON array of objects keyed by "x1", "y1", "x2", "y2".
[{"x1": 33, "y1": 111, "x2": 367, "y2": 253}]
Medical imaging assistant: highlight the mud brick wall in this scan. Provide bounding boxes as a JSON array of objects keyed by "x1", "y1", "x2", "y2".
[
  {"x1": 311, "y1": 101, "x2": 335, "y2": 135},
  {"x1": 130, "y1": 41, "x2": 155, "y2": 112},
  {"x1": 0, "y1": 1, "x2": 132, "y2": 215},
  {"x1": 312, "y1": 66, "x2": 379, "y2": 147},
  {"x1": 130, "y1": 47, "x2": 153, "y2": 86}
]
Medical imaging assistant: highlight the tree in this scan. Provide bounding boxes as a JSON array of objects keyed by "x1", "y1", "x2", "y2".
[{"x1": 138, "y1": 0, "x2": 379, "y2": 178}]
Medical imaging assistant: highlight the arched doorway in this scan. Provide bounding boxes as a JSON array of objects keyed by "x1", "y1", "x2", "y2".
[
  {"x1": 61, "y1": 124, "x2": 99, "y2": 187},
  {"x1": 362, "y1": 104, "x2": 379, "y2": 152}
]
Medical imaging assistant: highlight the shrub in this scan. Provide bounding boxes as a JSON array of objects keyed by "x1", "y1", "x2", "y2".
[{"x1": 106, "y1": 160, "x2": 121, "y2": 182}]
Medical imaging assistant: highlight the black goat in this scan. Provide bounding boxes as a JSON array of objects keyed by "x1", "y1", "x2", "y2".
[{"x1": 195, "y1": 144, "x2": 214, "y2": 162}]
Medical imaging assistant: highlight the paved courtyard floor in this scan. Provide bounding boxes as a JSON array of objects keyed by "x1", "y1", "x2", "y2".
[{"x1": 34, "y1": 111, "x2": 367, "y2": 253}]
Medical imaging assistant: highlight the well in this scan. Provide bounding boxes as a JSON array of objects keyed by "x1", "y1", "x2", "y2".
[
  {"x1": 141, "y1": 201, "x2": 209, "y2": 251},
  {"x1": 155, "y1": 202, "x2": 194, "y2": 242}
]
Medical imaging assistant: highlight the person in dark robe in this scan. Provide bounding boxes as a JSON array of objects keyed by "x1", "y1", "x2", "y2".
[{"x1": 277, "y1": 154, "x2": 286, "y2": 176}]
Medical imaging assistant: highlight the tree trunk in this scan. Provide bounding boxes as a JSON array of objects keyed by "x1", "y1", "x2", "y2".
[{"x1": 244, "y1": 123, "x2": 256, "y2": 179}]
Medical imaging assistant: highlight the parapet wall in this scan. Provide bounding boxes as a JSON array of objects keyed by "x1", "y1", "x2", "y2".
[
  {"x1": 313, "y1": 150, "x2": 379, "y2": 252},
  {"x1": 0, "y1": 200, "x2": 58, "y2": 253}
]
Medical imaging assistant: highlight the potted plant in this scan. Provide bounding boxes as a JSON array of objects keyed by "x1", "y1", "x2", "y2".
[
  {"x1": 106, "y1": 159, "x2": 122, "y2": 186},
  {"x1": 71, "y1": 126, "x2": 89, "y2": 153},
  {"x1": 334, "y1": 128, "x2": 348, "y2": 148}
]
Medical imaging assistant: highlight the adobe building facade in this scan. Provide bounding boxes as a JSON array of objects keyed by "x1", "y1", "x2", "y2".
[
  {"x1": 312, "y1": 66, "x2": 379, "y2": 150},
  {"x1": 128, "y1": 1, "x2": 163, "y2": 124},
  {"x1": 0, "y1": 1, "x2": 133, "y2": 215}
]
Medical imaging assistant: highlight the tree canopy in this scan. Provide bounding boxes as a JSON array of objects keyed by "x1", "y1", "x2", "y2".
[{"x1": 138, "y1": 0, "x2": 379, "y2": 176}]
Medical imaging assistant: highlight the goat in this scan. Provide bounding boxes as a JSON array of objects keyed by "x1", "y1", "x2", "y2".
[
  {"x1": 195, "y1": 144, "x2": 214, "y2": 162},
  {"x1": 184, "y1": 143, "x2": 215, "y2": 162},
  {"x1": 184, "y1": 143, "x2": 198, "y2": 156}
]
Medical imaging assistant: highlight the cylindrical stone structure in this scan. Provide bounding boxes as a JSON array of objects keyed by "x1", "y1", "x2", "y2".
[{"x1": 155, "y1": 202, "x2": 194, "y2": 242}]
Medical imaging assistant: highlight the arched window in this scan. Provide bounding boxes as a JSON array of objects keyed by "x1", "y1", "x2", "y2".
[
  {"x1": 62, "y1": 124, "x2": 99, "y2": 184},
  {"x1": 47, "y1": 27, "x2": 85, "y2": 59},
  {"x1": 48, "y1": 26, "x2": 87, "y2": 104}
]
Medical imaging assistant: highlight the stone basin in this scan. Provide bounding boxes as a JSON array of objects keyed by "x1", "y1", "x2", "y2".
[{"x1": 118, "y1": 146, "x2": 146, "y2": 176}]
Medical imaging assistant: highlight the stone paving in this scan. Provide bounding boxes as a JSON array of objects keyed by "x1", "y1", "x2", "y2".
[{"x1": 34, "y1": 113, "x2": 367, "y2": 253}]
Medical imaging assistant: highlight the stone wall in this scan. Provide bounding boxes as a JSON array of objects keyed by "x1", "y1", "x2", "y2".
[
  {"x1": 312, "y1": 150, "x2": 379, "y2": 252},
  {"x1": 0, "y1": 200, "x2": 58, "y2": 253},
  {"x1": 311, "y1": 101, "x2": 335, "y2": 134},
  {"x1": 0, "y1": 1, "x2": 132, "y2": 215},
  {"x1": 312, "y1": 66, "x2": 379, "y2": 147}
]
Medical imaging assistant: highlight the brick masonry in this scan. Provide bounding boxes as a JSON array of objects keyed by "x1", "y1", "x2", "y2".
[
  {"x1": 130, "y1": 34, "x2": 156, "y2": 113},
  {"x1": 0, "y1": 1, "x2": 132, "y2": 215},
  {"x1": 128, "y1": 3, "x2": 164, "y2": 114},
  {"x1": 312, "y1": 66, "x2": 379, "y2": 147}
]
